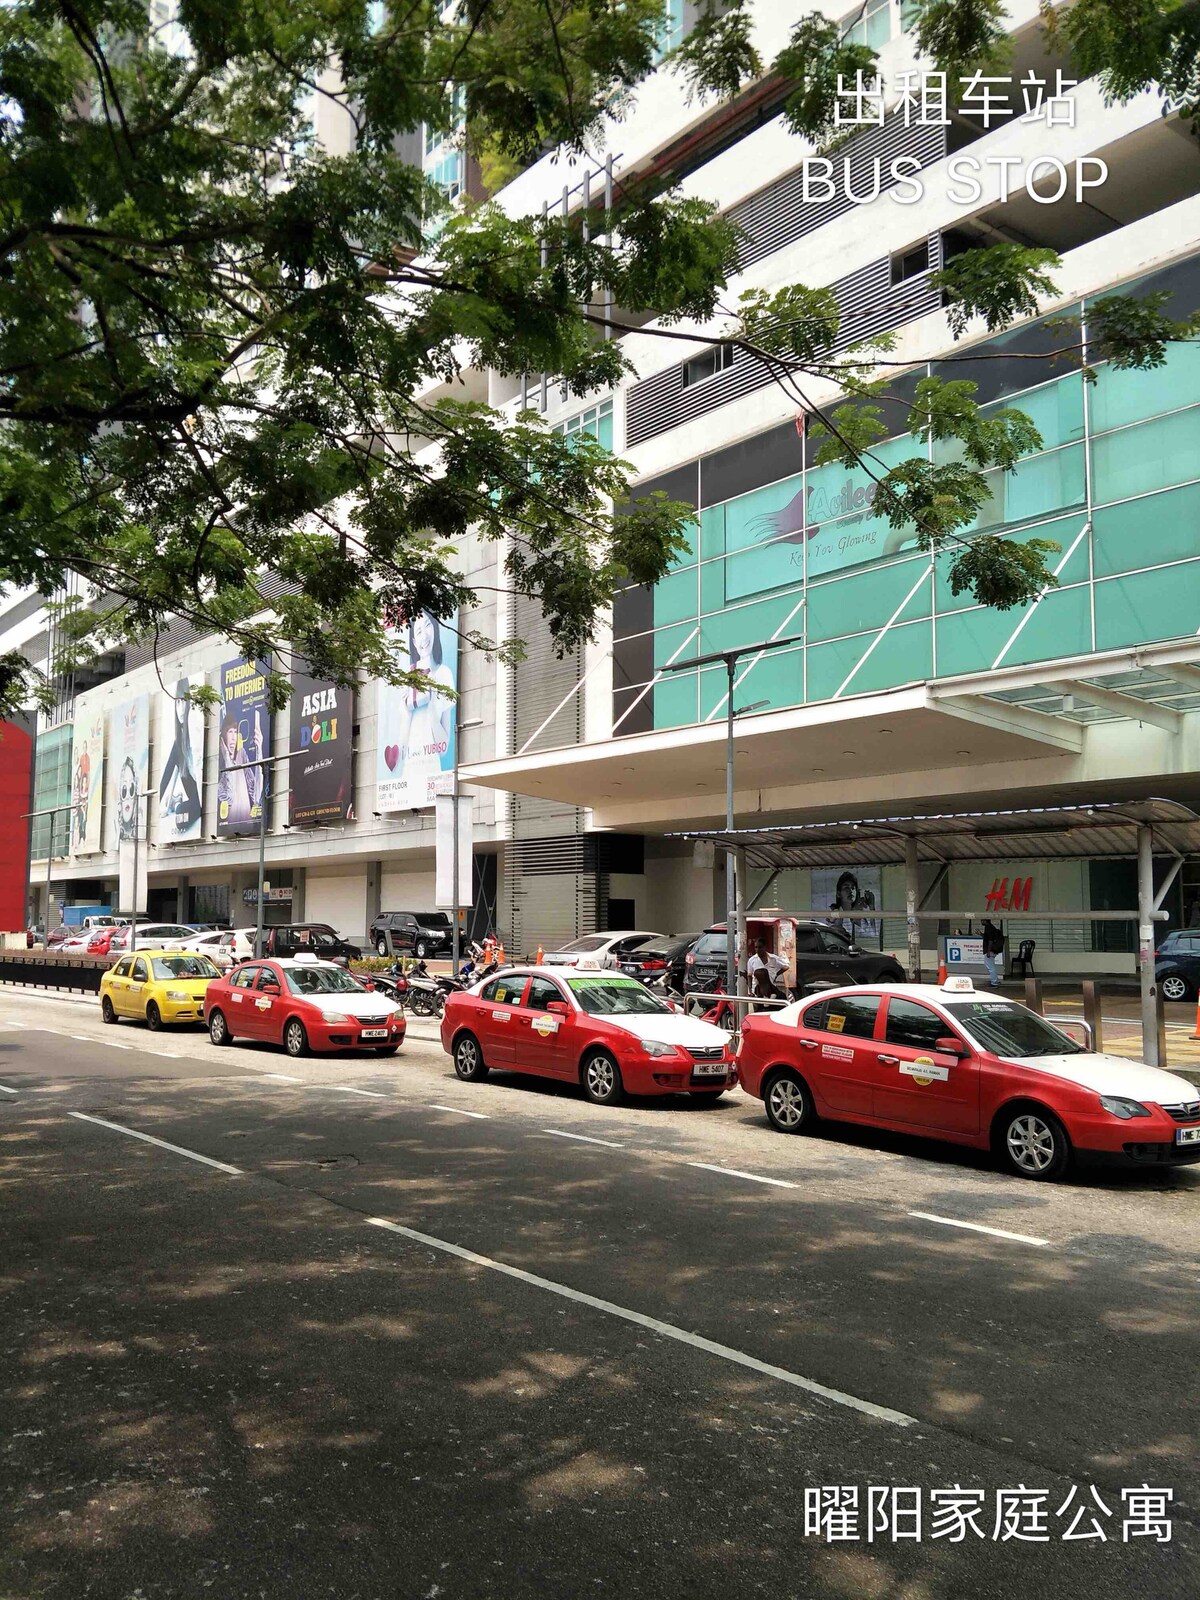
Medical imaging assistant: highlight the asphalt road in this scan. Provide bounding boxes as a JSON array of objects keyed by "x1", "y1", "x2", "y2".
[{"x1": 1, "y1": 991, "x2": 1197, "y2": 1600}]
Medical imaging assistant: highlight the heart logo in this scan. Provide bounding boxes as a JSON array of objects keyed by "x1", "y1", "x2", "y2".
[{"x1": 384, "y1": 744, "x2": 400, "y2": 771}]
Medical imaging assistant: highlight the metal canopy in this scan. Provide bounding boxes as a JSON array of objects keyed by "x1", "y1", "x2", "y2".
[{"x1": 673, "y1": 798, "x2": 1200, "y2": 870}]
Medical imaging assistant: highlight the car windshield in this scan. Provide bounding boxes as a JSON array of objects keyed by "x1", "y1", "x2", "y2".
[
  {"x1": 558, "y1": 934, "x2": 610, "y2": 954},
  {"x1": 567, "y1": 977, "x2": 671, "y2": 1015},
  {"x1": 944, "y1": 1000, "x2": 1084, "y2": 1058},
  {"x1": 284, "y1": 965, "x2": 364, "y2": 995},
  {"x1": 151, "y1": 956, "x2": 220, "y2": 980},
  {"x1": 414, "y1": 913, "x2": 451, "y2": 928}
]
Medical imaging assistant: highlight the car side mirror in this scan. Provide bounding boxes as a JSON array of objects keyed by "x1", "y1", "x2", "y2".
[
  {"x1": 546, "y1": 1001, "x2": 569, "y2": 1016},
  {"x1": 936, "y1": 1036, "x2": 969, "y2": 1058}
]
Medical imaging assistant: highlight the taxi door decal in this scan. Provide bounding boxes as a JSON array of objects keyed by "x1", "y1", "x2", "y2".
[
  {"x1": 531, "y1": 1014, "x2": 560, "y2": 1038},
  {"x1": 899, "y1": 1055, "x2": 950, "y2": 1086}
]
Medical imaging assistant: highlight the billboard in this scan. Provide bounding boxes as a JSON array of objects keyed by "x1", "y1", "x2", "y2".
[
  {"x1": 69, "y1": 706, "x2": 105, "y2": 855},
  {"x1": 376, "y1": 609, "x2": 457, "y2": 812},
  {"x1": 289, "y1": 671, "x2": 354, "y2": 827},
  {"x1": 157, "y1": 678, "x2": 205, "y2": 843},
  {"x1": 217, "y1": 657, "x2": 270, "y2": 834},
  {"x1": 813, "y1": 865, "x2": 881, "y2": 945},
  {"x1": 107, "y1": 693, "x2": 151, "y2": 849}
]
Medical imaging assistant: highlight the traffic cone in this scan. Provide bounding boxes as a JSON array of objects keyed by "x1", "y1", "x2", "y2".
[
  {"x1": 497, "y1": 940, "x2": 506, "y2": 965},
  {"x1": 536, "y1": 943, "x2": 545, "y2": 964},
  {"x1": 937, "y1": 958, "x2": 948, "y2": 985},
  {"x1": 1191, "y1": 996, "x2": 1200, "y2": 1040}
]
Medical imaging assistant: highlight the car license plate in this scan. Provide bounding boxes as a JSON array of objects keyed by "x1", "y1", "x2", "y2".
[
  {"x1": 361, "y1": 1027, "x2": 388, "y2": 1041},
  {"x1": 1176, "y1": 1126, "x2": 1200, "y2": 1146},
  {"x1": 692, "y1": 1062, "x2": 726, "y2": 1077}
]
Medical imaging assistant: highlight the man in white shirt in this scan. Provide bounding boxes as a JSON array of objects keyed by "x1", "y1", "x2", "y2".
[{"x1": 747, "y1": 939, "x2": 788, "y2": 1001}]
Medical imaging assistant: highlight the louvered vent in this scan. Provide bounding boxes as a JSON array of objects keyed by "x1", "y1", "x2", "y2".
[{"x1": 502, "y1": 835, "x2": 601, "y2": 956}]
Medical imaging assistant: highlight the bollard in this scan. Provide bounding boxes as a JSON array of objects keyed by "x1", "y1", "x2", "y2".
[
  {"x1": 1081, "y1": 980, "x2": 1104, "y2": 1055},
  {"x1": 1024, "y1": 976, "x2": 1044, "y2": 1016}
]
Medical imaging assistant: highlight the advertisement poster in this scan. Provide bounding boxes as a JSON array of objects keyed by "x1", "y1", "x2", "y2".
[
  {"x1": 106, "y1": 693, "x2": 150, "y2": 850},
  {"x1": 376, "y1": 609, "x2": 457, "y2": 812},
  {"x1": 69, "y1": 712, "x2": 103, "y2": 855},
  {"x1": 157, "y1": 678, "x2": 205, "y2": 843},
  {"x1": 217, "y1": 657, "x2": 270, "y2": 834},
  {"x1": 289, "y1": 670, "x2": 354, "y2": 827},
  {"x1": 814, "y1": 866, "x2": 881, "y2": 944}
]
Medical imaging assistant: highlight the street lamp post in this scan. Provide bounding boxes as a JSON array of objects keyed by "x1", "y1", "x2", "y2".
[
  {"x1": 665, "y1": 634, "x2": 804, "y2": 996},
  {"x1": 451, "y1": 717, "x2": 485, "y2": 976}
]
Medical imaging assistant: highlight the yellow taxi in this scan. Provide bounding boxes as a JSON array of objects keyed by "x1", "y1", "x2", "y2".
[{"x1": 100, "y1": 948, "x2": 222, "y2": 1030}]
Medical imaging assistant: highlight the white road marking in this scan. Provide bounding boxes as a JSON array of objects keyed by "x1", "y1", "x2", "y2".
[
  {"x1": 104, "y1": 1042, "x2": 131, "y2": 1052},
  {"x1": 429, "y1": 1104, "x2": 490, "y2": 1119},
  {"x1": 0, "y1": 1084, "x2": 17, "y2": 1094},
  {"x1": 908, "y1": 1211, "x2": 1049, "y2": 1248},
  {"x1": 365, "y1": 1216, "x2": 913, "y2": 1427},
  {"x1": 258, "y1": 1073, "x2": 304, "y2": 1084},
  {"x1": 687, "y1": 1161, "x2": 797, "y2": 1190},
  {"x1": 328, "y1": 1086, "x2": 387, "y2": 1099},
  {"x1": 67, "y1": 1112, "x2": 242, "y2": 1175},
  {"x1": 542, "y1": 1129, "x2": 624, "y2": 1149},
  {"x1": 70, "y1": 1034, "x2": 92, "y2": 1042}
]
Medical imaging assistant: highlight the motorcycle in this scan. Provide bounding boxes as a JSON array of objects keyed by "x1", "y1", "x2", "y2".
[{"x1": 401, "y1": 959, "x2": 444, "y2": 1018}]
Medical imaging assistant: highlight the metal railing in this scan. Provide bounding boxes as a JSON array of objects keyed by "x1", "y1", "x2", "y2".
[{"x1": 0, "y1": 953, "x2": 106, "y2": 993}]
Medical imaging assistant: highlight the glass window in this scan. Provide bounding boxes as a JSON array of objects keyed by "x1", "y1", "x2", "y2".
[
  {"x1": 566, "y1": 976, "x2": 672, "y2": 1014},
  {"x1": 482, "y1": 975, "x2": 526, "y2": 1005},
  {"x1": 822, "y1": 993, "x2": 881, "y2": 1039},
  {"x1": 884, "y1": 998, "x2": 950, "y2": 1050},
  {"x1": 843, "y1": 0, "x2": 891, "y2": 49},
  {"x1": 151, "y1": 956, "x2": 220, "y2": 980},
  {"x1": 1092, "y1": 480, "x2": 1200, "y2": 579},
  {"x1": 683, "y1": 345, "x2": 735, "y2": 388},
  {"x1": 800, "y1": 999, "x2": 828, "y2": 1029},
  {"x1": 1089, "y1": 340, "x2": 1200, "y2": 435},
  {"x1": 793, "y1": 926, "x2": 821, "y2": 953},
  {"x1": 131, "y1": 959, "x2": 148, "y2": 983},
  {"x1": 692, "y1": 933, "x2": 728, "y2": 959},
  {"x1": 523, "y1": 976, "x2": 566, "y2": 1011},
  {"x1": 284, "y1": 965, "x2": 362, "y2": 995},
  {"x1": 944, "y1": 1000, "x2": 1082, "y2": 1057},
  {"x1": 1094, "y1": 560, "x2": 1200, "y2": 652},
  {"x1": 232, "y1": 966, "x2": 260, "y2": 989},
  {"x1": 257, "y1": 967, "x2": 283, "y2": 990},
  {"x1": 112, "y1": 958, "x2": 133, "y2": 978},
  {"x1": 1092, "y1": 407, "x2": 1200, "y2": 506}
]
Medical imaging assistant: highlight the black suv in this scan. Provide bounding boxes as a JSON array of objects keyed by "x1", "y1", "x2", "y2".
[
  {"x1": 261, "y1": 923, "x2": 362, "y2": 961},
  {"x1": 1156, "y1": 929, "x2": 1200, "y2": 1002},
  {"x1": 369, "y1": 910, "x2": 454, "y2": 959},
  {"x1": 684, "y1": 921, "x2": 905, "y2": 996}
]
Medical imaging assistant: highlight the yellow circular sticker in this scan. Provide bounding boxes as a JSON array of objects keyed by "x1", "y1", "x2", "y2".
[
  {"x1": 532, "y1": 1014, "x2": 559, "y2": 1038},
  {"x1": 910, "y1": 1054, "x2": 936, "y2": 1087}
]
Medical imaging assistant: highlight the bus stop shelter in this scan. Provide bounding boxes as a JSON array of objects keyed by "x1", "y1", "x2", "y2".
[{"x1": 674, "y1": 798, "x2": 1200, "y2": 1068}]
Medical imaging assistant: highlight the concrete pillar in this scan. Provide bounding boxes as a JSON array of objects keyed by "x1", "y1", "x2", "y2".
[
  {"x1": 175, "y1": 876, "x2": 189, "y2": 923},
  {"x1": 292, "y1": 865, "x2": 306, "y2": 922},
  {"x1": 904, "y1": 837, "x2": 921, "y2": 982},
  {"x1": 734, "y1": 845, "x2": 748, "y2": 1001},
  {"x1": 1137, "y1": 824, "x2": 1160, "y2": 1069}
]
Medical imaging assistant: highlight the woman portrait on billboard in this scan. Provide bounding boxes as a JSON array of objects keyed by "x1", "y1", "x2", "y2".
[
  {"x1": 158, "y1": 678, "x2": 202, "y2": 835},
  {"x1": 394, "y1": 610, "x2": 455, "y2": 792},
  {"x1": 217, "y1": 706, "x2": 263, "y2": 828}
]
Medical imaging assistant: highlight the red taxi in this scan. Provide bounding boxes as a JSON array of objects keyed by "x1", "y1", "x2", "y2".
[
  {"x1": 737, "y1": 977, "x2": 1200, "y2": 1180},
  {"x1": 204, "y1": 956, "x2": 406, "y2": 1058},
  {"x1": 440, "y1": 964, "x2": 736, "y2": 1105}
]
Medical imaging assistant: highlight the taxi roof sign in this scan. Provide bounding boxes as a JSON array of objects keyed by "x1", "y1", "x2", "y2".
[{"x1": 941, "y1": 975, "x2": 975, "y2": 992}]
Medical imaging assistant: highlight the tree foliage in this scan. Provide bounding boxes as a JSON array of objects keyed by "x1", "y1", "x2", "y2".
[{"x1": 1, "y1": 1, "x2": 1198, "y2": 716}]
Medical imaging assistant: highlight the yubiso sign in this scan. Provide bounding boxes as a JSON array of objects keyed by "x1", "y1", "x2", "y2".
[{"x1": 289, "y1": 671, "x2": 354, "y2": 827}]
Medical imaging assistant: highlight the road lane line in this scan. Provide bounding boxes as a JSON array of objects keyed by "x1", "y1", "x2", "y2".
[
  {"x1": 328, "y1": 1086, "x2": 387, "y2": 1099},
  {"x1": 687, "y1": 1161, "x2": 797, "y2": 1190},
  {"x1": 258, "y1": 1073, "x2": 304, "y2": 1084},
  {"x1": 0, "y1": 1084, "x2": 17, "y2": 1094},
  {"x1": 365, "y1": 1216, "x2": 913, "y2": 1427},
  {"x1": 908, "y1": 1211, "x2": 1049, "y2": 1248},
  {"x1": 67, "y1": 1112, "x2": 242, "y2": 1175},
  {"x1": 70, "y1": 1034, "x2": 92, "y2": 1042},
  {"x1": 429, "y1": 1104, "x2": 490, "y2": 1119},
  {"x1": 542, "y1": 1129, "x2": 624, "y2": 1149}
]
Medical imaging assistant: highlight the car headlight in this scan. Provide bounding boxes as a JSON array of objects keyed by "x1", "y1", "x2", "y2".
[
  {"x1": 1099, "y1": 1095, "x2": 1152, "y2": 1120},
  {"x1": 165, "y1": 990, "x2": 191, "y2": 1001},
  {"x1": 392, "y1": 1010, "x2": 406, "y2": 1023},
  {"x1": 322, "y1": 1012, "x2": 352, "y2": 1024},
  {"x1": 641, "y1": 1039, "x2": 681, "y2": 1058}
]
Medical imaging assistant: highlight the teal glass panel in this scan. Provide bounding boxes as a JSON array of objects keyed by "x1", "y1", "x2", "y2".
[
  {"x1": 1094, "y1": 560, "x2": 1200, "y2": 652},
  {"x1": 933, "y1": 516, "x2": 1089, "y2": 615},
  {"x1": 730, "y1": 643, "x2": 805, "y2": 714},
  {"x1": 806, "y1": 620, "x2": 933, "y2": 702},
  {"x1": 722, "y1": 535, "x2": 806, "y2": 603},
  {"x1": 1093, "y1": 481, "x2": 1200, "y2": 578},
  {"x1": 699, "y1": 593, "x2": 805, "y2": 656},
  {"x1": 1089, "y1": 341, "x2": 1200, "y2": 434},
  {"x1": 933, "y1": 604, "x2": 1020, "y2": 678},
  {"x1": 699, "y1": 504, "x2": 726, "y2": 561},
  {"x1": 595, "y1": 409, "x2": 613, "y2": 452},
  {"x1": 699, "y1": 558, "x2": 727, "y2": 614},
  {"x1": 653, "y1": 568, "x2": 698, "y2": 627},
  {"x1": 1092, "y1": 406, "x2": 1200, "y2": 506},
  {"x1": 666, "y1": 509, "x2": 699, "y2": 573},
  {"x1": 1002, "y1": 584, "x2": 1092, "y2": 668},
  {"x1": 654, "y1": 670, "x2": 698, "y2": 729},
  {"x1": 983, "y1": 373, "x2": 1084, "y2": 452},
  {"x1": 807, "y1": 558, "x2": 930, "y2": 644},
  {"x1": 973, "y1": 443, "x2": 1086, "y2": 532},
  {"x1": 652, "y1": 620, "x2": 699, "y2": 672}
]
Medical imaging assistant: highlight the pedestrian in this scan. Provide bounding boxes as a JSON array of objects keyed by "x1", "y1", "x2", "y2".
[
  {"x1": 747, "y1": 938, "x2": 787, "y2": 1002},
  {"x1": 981, "y1": 917, "x2": 1005, "y2": 988}
]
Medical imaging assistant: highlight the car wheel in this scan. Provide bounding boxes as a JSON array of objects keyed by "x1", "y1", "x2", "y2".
[
  {"x1": 434, "y1": 991, "x2": 446, "y2": 1018},
  {"x1": 1160, "y1": 972, "x2": 1192, "y2": 1003},
  {"x1": 146, "y1": 1001, "x2": 162, "y2": 1032},
  {"x1": 209, "y1": 1009, "x2": 232, "y2": 1046},
  {"x1": 101, "y1": 995, "x2": 117, "y2": 1025},
  {"x1": 717, "y1": 1008, "x2": 737, "y2": 1034},
  {"x1": 415, "y1": 938, "x2": 428, "y2": 959},
  {"x1": 998, "y1": 1105, "x2": 1071, "y2": 1181},
  {"x1": 581, "y1": 1050, "x2": 623, "y2": 1106},
  {"x1": 763, "y1": 1070, "x2": 813, "y2": 1135},
  {"x1": 454, "y1": 1032, "x2": 488, "y2": 1082},
  {"x1": 376, "y1": 937, "x2": 389, "y2": 957},
  {"x1": 284, "y1": 1019, "x2": 309, "y2": 1058}
]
